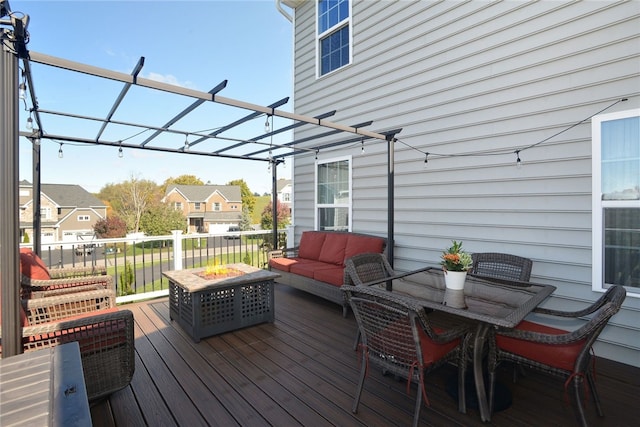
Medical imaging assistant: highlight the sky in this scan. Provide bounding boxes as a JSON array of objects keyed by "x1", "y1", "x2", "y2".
[{"x1": 13, "y1": 0, "x2": 294, "y2": 194}]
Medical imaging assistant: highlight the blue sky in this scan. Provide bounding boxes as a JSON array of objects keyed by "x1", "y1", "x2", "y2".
[{"x1": 14, "y1": 0, "x2": 294, "y2": 194}]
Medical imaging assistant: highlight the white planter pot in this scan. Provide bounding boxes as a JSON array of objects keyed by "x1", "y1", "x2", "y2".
[{"x1": 444, "y1": 270, "x2": 467, "y2": 290}]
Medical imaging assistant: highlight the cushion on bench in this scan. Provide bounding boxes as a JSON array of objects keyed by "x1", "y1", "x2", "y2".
[
  {"x1": 318, "y1": 233, "x2": 350, "y2": 265},
  {"x1": 269, "y1": 256, "x2": 302, "y2": 273},
  {"x1": 313, "y1": 266, "x2": 345, "y2": 287},
  {"x1": 290, "y1": 260, "x2": 340, "y2": 279},
  {"x1": 344, "y1": 234, "x2": 385, "y2": 263},
  {"x1": 297, "y1": 232, "x2": 327, "y2": 260}
]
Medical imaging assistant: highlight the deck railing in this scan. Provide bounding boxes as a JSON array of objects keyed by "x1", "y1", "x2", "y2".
[{"x1": 24, "y1": 229, "x2": 289, "y2": 304}]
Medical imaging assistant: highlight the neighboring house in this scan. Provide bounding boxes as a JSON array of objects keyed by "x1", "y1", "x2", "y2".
[
  {"x1": 278, "y1": 1, "x2": 640, "y2": 367},
  {"x1": 19, "y1": 180, "x2": 107, "y2": 244},
  {"x1": 162, "y1": 184, "x2": 243, "y2": 233},
  {"x1": 276, "y1": 178, "x2": 292, "y2": 213}
]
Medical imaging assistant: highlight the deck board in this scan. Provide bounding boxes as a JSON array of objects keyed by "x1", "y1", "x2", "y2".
[{"x1": 92, "y1": 284, "x2": 640, "y2": 426}]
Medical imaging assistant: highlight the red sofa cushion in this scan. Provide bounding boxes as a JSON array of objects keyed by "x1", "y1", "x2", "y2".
[
  {"x1": 297, "y1": 232, "x2": 327, "y2": 260},
  {"x1": 419, "y1": 327, "x2": 461, "y2": 366},
  {"x1": 496, "y1": 320, "x2": 586, "y2": 372},
  {"x1": 318, "y1": 233, "x2": 349, "y2": 265},
  {"x1": 344, "y1": 234, "x2": 385, "y2": 263},
  {"x1": 269, "y1": 257, "x2": 301, "y2": 273},
  {"x1": 19, "y1": 248, "x2": 51, "y2": 280},
  {"x1": 290, "y1": 260, "x2": 338, "y2": 279},
  {"x1": 313, "y1": 266, "x2": 345, "y2": 287}
]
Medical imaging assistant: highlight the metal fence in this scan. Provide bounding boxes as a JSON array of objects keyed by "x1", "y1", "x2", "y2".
[{"x1": 26, "y1": 229, "x2": 289, "y2": 304}]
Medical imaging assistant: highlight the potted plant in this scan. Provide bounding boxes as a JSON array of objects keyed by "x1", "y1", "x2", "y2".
[{"x1": 441, "y1": 240, "x2": 472, "y2": 290}]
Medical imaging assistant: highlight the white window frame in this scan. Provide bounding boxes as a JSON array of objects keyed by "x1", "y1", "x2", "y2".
[
  {"x1": 77, "y1": 215, "x2": 90, "y2": 221},
  {"x1": 174, "y1": 202, "x2": 183, "y2": 211},
  {"x1": 315, "y1": 155, "x2": 352, "y2": 231},
  {"x1": 40, "y1": 207, "x2": 51, "y2": 220},
  {"x1": 213, "y1": 202, "x2": 221, "y2": 211},
  {"x1": 316, "y1": 0, "x2": 352, "y2": 78},
  {"x1": 592, "y1": 108, "x2": 640, "y2": 298}
]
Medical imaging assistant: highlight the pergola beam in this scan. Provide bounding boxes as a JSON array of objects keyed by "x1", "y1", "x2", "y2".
[{"x1": 28, "y1": 51, "x2": 391, "y2": 142}]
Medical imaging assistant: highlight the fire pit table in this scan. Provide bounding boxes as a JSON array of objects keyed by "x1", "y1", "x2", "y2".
[{"x1": 163, "y1": 264, "x2": 279, "y2": 342}]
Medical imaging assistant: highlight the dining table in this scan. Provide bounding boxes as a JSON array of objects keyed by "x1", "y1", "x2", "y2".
[{"x1": 361, "y1": 266, "x2": 556, "y2": 422}]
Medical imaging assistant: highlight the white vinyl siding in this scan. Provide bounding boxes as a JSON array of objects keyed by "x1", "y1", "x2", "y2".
[{"x1": 290, "y1": 0, "x2": 640, "y2": 366}]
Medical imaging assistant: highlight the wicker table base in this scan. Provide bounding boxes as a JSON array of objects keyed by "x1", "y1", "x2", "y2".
[{"x1": 164, "y1": 264, "x2": 279, "y2": 342}]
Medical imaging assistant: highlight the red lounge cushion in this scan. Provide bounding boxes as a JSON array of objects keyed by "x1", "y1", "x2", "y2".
[
  {"x1": 19, "y1": 248, "x2": 51, "y2": 280},
  {"x1": 344, "y1": 235, "x2": 385, "y2": 264},
  {"x1": 318, "y1": 233, "x2": 349, "y2": 265},
  {"x1": 290, "y1": 260, "x2": 337, "y2": 279},
  {"x1": 298, "y1": 232, "x2": 327, "y2": 260},
  {"x1": 496, "y1": 320, "x2": 586, "y2": 372},
  {"x1": 313, "y1": 266, "x2": 345, "y2": 287},
  {"x1": 419, "y1": 327, "x2": 460, "y2": 366},
  {"x1": 269, "y1": 257, "x2": 300, "y2": 272}
]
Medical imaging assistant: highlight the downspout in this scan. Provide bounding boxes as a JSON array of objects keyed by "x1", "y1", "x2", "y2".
[{"x1": 275, "y1": 0, "x2": 293, "y2": 22}]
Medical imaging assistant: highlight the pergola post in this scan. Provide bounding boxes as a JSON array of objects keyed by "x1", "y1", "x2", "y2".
[{"x1": 0, "y1": 24, "x2": 22, "y2": 357}]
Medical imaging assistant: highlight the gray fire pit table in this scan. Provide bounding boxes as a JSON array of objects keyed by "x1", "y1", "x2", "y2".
[{"x1": 163, "y1": 264, "x2": 279, "y2": 342}]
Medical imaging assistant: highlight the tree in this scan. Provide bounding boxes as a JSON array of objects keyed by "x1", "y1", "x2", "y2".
[
  {"x1": 227, "y1": 179, "x2": 256, "y2": 215},
  {"x1": 162, "y1": 174, "x2": 204, "y2": 194},
  {"x1": 260, "y1": 200, "x2": 290, "y2": 230},
  {"x1": 113, "y1": 176, "x2": 161, "y2": 233},
  {"x1": 239, "y1": 206, "x2": 252, "y2": 231},
  {"x1": 139, "y1": 203, "x2": 187, "y2": 236},
  {"x1": 22, "y1": 231, "x2": 30, "y2": 244},
  {"x1": 93, "y1": 216, "x2": 128, "y2": 238}
]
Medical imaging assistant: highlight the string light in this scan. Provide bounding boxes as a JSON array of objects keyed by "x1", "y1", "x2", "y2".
[
  {"x1": 515, "y1": 150, "x2": 522, "y2": 169},
  {"x1": 264, "y1": 115, "x2": 271, "y2": 133},
  {"x1": 25, "y1": 116, "x2": 33, "y2": 130},
  {"x1": 315, "y1": 150, "x2": 319, "y2": 161},
  {"x1": 58, "y1": 143, "x2": 63, "y2": 159},
  {"x1": 360, "y1": 138, "x2": 365, "y2": 154},
  {"x1": 18, "y1": 83, "x2": 26, "y2": 100},
  {"x1": 184, "y1": 134, "x2": 189, "y2": 151},
  {"x1": 424, "y1": 153, "x2": 429, "y2": 164},
  {"x1": 118, "y1": 146, "x2": 124, "y2": 158}
]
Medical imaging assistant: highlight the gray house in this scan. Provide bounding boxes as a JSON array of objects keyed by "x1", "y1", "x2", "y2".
[
  {"x1": 19, "y1": 180, "x2": 107, "y2": 244},
  {"x1": 277, "y1": 1, "x2": 639, "y2": 367}
]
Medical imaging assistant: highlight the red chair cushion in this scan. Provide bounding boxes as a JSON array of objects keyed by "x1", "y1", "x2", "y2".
[
  {"x1": 318, "y1": 233, "x2": 349, "y2": 265},
  {"x1": 418, "y1": 327, "x2": 460, "y2": 366},
  {"x1": 297, "y1": 232, "x2": 327, "y2": 260},
  {"x1": 344, "y1": 235, "x2": 385, "y2": 264},
  {"x1": 19, "y1": 248, "x2": 51, "y2": 280},
  {"x1": 496, "y1": 320, "x2": 586, "y2": 372}
]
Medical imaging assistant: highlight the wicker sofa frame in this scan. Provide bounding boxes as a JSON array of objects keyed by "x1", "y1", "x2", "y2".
[{"x1": 268, "y1": 231, "x2": 387, "y2": 316}]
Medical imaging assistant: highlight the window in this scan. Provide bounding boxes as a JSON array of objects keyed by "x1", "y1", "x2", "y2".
[
  {"x1": 282, "y1": 192, "x2": 291, "y2": 202},
  {"x1": 213, "y1": 202, "x2": 221, "y2": 211},
  {"x1": 77, "y1": 215, "x2": 90, "y2": 221},
  {"x1": 173, "y1": 202, "x2": 183, "y2": 210},
  {"x1": 592, "y1": 109, "x2": 640, "y2": 297},
  {"x1": 317, "y1": 0, "x2": 351, "y2": 76},
  {"x1": 194, "y1": 202, "x2": 201, "y2": 210},
  {"x1": 40, "y1": 207, "x2": 51, "y2": 220},
  {"x1": 316, "y1": 156, "x2": 351, "y2": 231}
]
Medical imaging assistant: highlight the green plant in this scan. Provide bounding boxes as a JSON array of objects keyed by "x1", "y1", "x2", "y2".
[
  {"x1": 441, "y1": 240, "x2": 472, "y2": 272},
  {"x1": 242, "y1": 252, "x2": 252, "y2": 265},
  {"x1": 22, "y1": 231, "x2": 30, "y2": 243},
  {"x1": 119, "y1": 261, "x2": 136, "y2": 296}
]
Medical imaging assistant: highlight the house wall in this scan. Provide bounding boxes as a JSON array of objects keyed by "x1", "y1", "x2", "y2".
[{"x1": 289, "y1": 1, "x2": 640, "y2": 366}]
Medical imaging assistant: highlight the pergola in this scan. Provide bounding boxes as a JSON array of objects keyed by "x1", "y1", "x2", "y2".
[{"x1": 0, "y1": 0, "x2": 401, "y2": 356}]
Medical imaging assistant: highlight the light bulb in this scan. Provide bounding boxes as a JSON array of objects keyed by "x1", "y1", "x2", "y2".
[
  {"x1": 515, "y1": 151, "x2": 522, "y2": 169},
  {"x1": 184, "y1": 135, "x2": 189, "y2": 151},
  {"x1": 118, "y1": 146, "x2": 123, "y2": 158},
  {"x1": 58, "y1": 145, "x2": 63, "y2": 159},
  {"x1": 19, "y1": 83, "x2": 26, "y2": 100},
  {"x1": 264, "y1": 116, "x2": 271, "y2": 133},
  {"x1": 26, "y1": 117, "x2": 33, "y2": 130}
]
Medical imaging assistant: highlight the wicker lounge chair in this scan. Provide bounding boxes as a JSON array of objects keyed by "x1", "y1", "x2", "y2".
[
  {"x1": 0, "y1": 288, "x2": 135, "y2": 401},
  {"x1": 342, "y1": 285, "x2": 471, "y2": 425},
  {"x1": 470, "y1": 252, "x2": 533, "y2": 283},
  {"x1": 20, "y1": 248, "x2": 113, "y2": 298},
  {"x1": 487, "y1": 285, "x2": 626, "y2": 427}
]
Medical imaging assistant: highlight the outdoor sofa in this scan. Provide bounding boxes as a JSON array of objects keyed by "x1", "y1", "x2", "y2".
[{"x1": 268, "y1": 230, "x2": 387, "y2": 316}]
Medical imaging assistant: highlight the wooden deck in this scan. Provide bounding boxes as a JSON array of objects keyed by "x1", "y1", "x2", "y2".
[{"x1": 92, "y1": 284, "x2": 639, "y2": 426}]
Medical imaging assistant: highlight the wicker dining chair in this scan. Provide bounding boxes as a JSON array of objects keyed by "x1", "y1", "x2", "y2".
[
  {"x1": 20, "y1": 248, "x2": 113, "y2": 298},
  {"x1": 487, "y1": 285, "x2": 626, "y2": 427},
  {"x1": 0, "y1": 288, "x2": 135, "y2": 401},
  {"x1": 342, "y1": 285, "x2": 471, "y2": 425},
  {"x1": 470, "y1": 252, "x2": 533, "y2": 283},
  {"x1": 344, "y1": 253, "x2": 396, "y2": 349}
]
